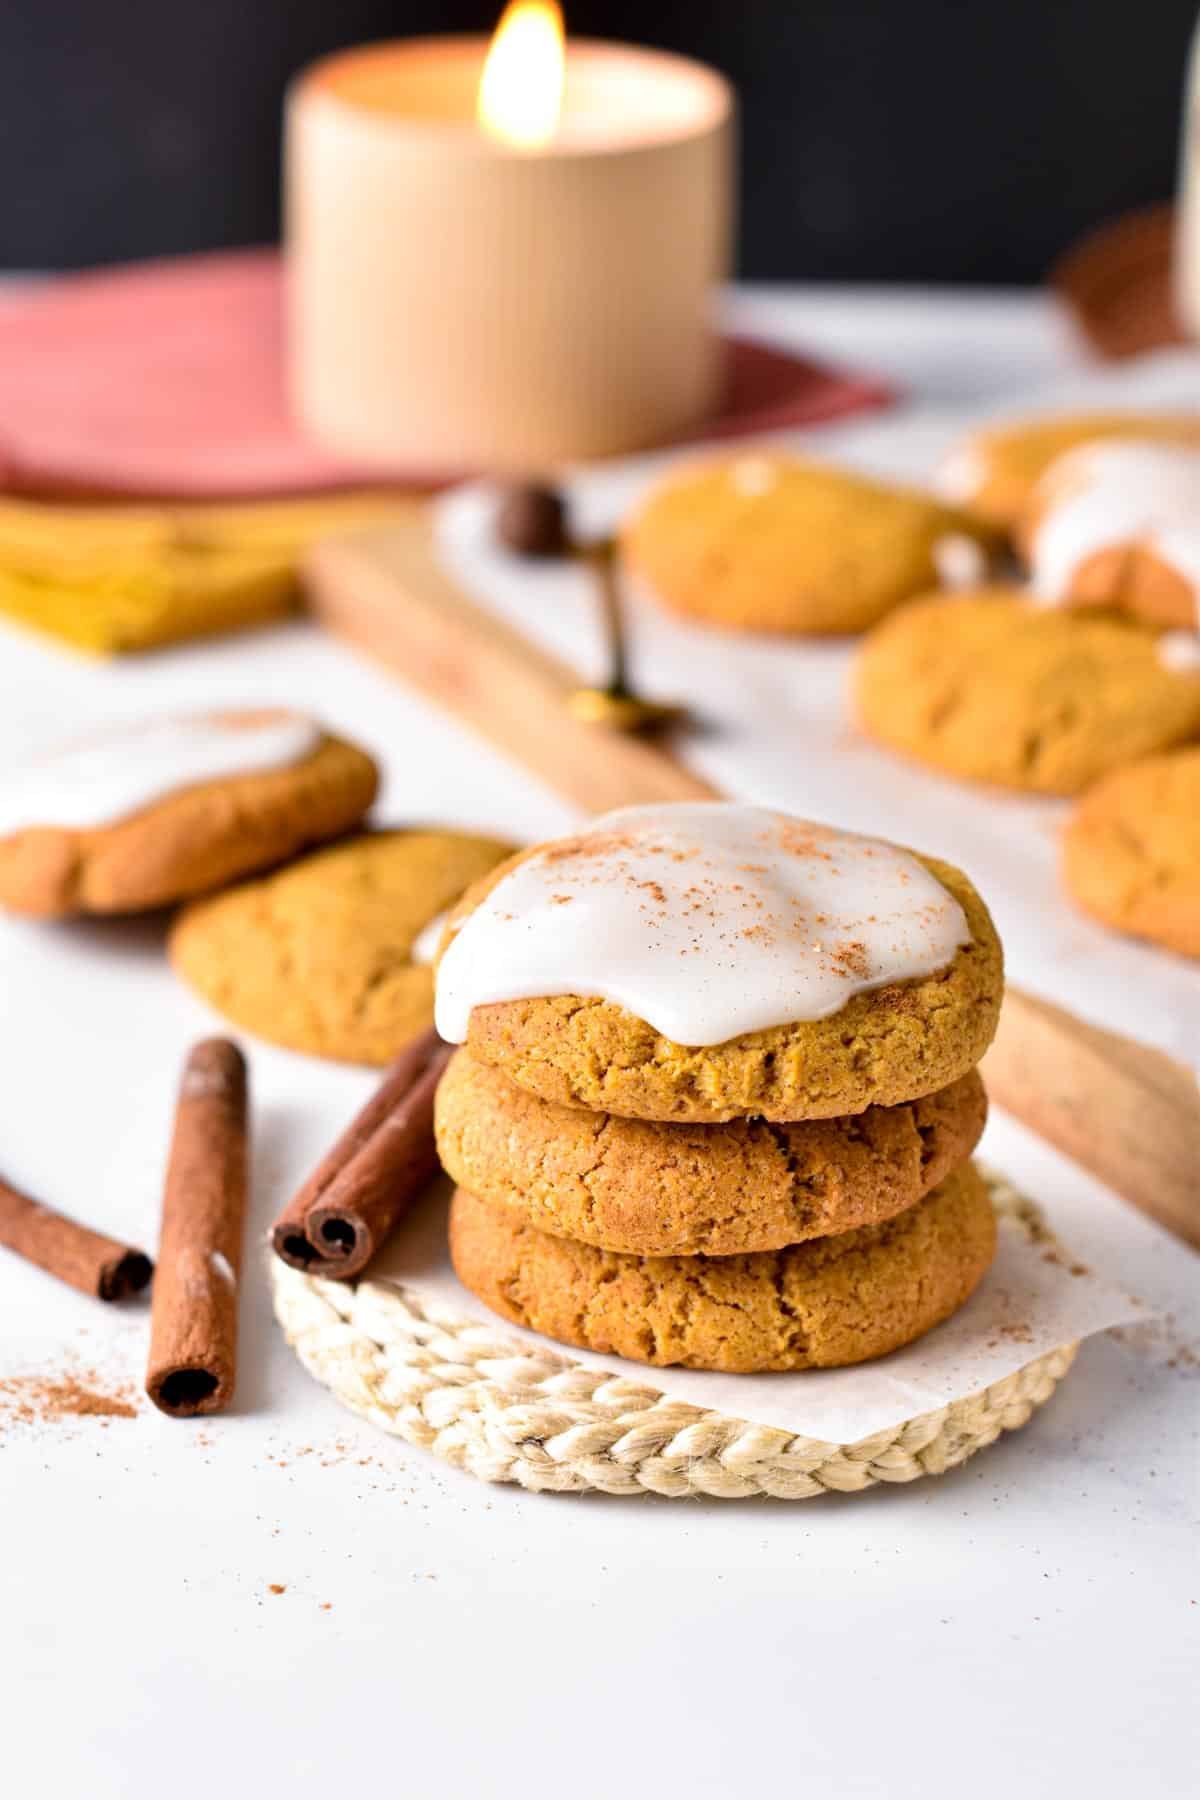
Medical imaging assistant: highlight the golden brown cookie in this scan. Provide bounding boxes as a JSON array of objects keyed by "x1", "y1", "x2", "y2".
[
  {"x1": 620, "y1": 451, "x2": 997, "y2": 636},
  {"x1": 449, "y1": 1161, "x2": 997, "y2": 1373},
  {"x1": 441, "y1": 850, "x2": 1002, "y2": 1123},
  {"x1": 938, "y1": 412, "x2": 1200, "y2": 531},
  {"x1": 436, "y1": 1049, "x2": 987, "y2": 1255},
  {"x1": 855, "y1": 590, "x2": 1200, "y2": 794},
  {"x1": 0, "y1": 716, "x2": 379, "y2": 918},
  {"x1": 170, "y1": 828, "x2": 514, "y2": 1063},
  {"x1": 1062, "y1": 748, "x2": 1200, "y2": 958}
]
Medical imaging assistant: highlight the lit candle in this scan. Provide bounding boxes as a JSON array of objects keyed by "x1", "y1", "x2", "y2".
[{"x1": 285, "y1": 6, "x2": 735, "y2": 471}]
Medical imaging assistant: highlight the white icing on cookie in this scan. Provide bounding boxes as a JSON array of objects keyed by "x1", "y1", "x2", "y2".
[
  {"x1": 0, "y1": 712, "x2": 322, "y2": 838},
  {"x1": 729, "y1": 456, "x2": 779, "y2": 498},
  {"x1": 936, "y1": 442, "x2": 987, "y2": 504},
  {"x1": 1030, "y1": 441, "x2": 1200, "y2": 624},
  {"x1": 933, "y1": 533, "x2": 988, "y2": 590},
  {"x1": 1158, "y1": 630, "x2": 1200, "y2": 672},
  {"x1": 435, "y1": 803, "x2": 971, "y2": 1048},
  {"x1": 411, "y1": 907, "x2": 453, "y2": 965}
]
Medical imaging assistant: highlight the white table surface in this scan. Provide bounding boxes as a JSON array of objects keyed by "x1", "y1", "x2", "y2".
[{"x1": 1, "y1": 286, "x2": 1196, "y2": 1800}]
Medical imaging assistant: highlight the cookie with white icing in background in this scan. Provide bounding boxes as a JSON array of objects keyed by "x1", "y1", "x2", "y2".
[
  {"x1": 0, "y1": 710, "x2": 379, "y2": 918},
  {"x1": 855, "y1": 590, "x2": 1200, "y2": 794},
  {"x1": 434, "y1": 804, "x2": 1004, "y2": 1124},
  {"x1": 937, "y1": 411, "x2": 1200, "y2": 532},
  {"x1": 1019, "y1": 440, "x2": 1200, "y2": 630},
  {"x1": 620, "y1": 451, "x2": 998, "y2": 635}
]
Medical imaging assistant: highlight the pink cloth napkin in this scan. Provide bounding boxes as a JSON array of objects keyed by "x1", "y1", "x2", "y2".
[{"x1": 0, "y1": 249, "x2": 893, "y2": 500}]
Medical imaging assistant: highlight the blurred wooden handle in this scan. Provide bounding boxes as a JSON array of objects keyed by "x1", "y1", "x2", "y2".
[
  {"x1": 982, "y1": 988, "x2": 1200, "y2": 1250},
  {"x1": 308, "y1": 510, "x2": 1200, "y2": 1252},
  {"x1": 305, "y1": 515, "x2": 717, "y2": 813}
]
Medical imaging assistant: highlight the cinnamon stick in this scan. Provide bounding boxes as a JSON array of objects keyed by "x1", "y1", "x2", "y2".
[
  {"x1": 146, "y1": 1038, "x2": 248, "y2": 1418},
  {"x1": 271, "y1": 1024, "x2": 451, "y2": 1279},
  {"x1": 0, "y1": 1173, "x2": 152, "y2": 1300}
]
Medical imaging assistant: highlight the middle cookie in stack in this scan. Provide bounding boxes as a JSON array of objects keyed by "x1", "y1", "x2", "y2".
[{"x1": 434, "y1": 803, "x2": 1004, "y2": 1375}]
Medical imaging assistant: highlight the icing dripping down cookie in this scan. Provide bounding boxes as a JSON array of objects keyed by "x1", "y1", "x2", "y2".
[
  {"x1": 435, "y1": 803, "x2": 971, "y2": 1047},
  {"x1": 0, "y1": 711, "x2": 322, "y2": 838},
  {"x1": 1030, "y1": 441, "x2": 1200, "y2": 623}
]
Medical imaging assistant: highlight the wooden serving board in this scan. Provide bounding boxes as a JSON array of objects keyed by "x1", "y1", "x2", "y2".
[{"x1": 305, "y1": 511, "x2": 1200, "y2": 1251}]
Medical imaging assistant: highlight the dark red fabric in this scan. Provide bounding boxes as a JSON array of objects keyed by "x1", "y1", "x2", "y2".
[{"x1": 0, "y1": 249, "x2": 893, "y2": 500}]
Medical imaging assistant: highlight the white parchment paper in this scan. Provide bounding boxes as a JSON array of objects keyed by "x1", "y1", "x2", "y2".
[{"x1": 366, "y1": 1178, "x2": 1147, "y2": 1445}]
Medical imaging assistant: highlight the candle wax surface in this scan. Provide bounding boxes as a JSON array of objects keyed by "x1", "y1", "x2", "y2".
[{"x1": 307, "y1": 39, "x2": 730, "y2": 150}]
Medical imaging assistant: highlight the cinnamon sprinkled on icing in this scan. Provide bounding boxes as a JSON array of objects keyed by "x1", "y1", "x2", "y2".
[{"x1": 435, "y1": 804, "x2": 971, "y2": 1047}]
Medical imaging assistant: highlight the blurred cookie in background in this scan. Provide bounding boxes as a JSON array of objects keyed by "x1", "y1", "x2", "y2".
[
  {"x1": 1062, "y1": 748, "x2": 1200, "y2": 958},
  {"x1": 621, "y1": 451, "x2": 998, "y2": 636},
  {"x1": 854, "y1": 589, "x2": 1200, "y2": 793},
  {"x1": 0, "y1": 710, "x2": 378, "y2": 917}
]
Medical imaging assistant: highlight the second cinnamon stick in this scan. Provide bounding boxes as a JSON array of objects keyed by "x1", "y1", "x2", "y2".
[
  {"x1": 146, "y1": 1038, "x2": 249, "y2": 1418},
  {"x1": 271, "y1": 1024, "x2": 450, "y2": 1279}
]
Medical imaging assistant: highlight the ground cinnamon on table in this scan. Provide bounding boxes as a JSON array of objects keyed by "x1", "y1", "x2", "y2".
[
  {"x1": 271, "y1": 1023, "x2": 450, "y2": 1279},
  {"x1": 146, "y1": 1038, "x2": 248, "y2": 1419},
  {"x1": 0, "y1": 1170, "x2": 152, "y2": 1301}
]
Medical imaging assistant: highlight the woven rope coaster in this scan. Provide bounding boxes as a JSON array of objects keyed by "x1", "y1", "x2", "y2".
[{"x1": 272, "y1": 1173, "x2": 1079, "y2": 1499}]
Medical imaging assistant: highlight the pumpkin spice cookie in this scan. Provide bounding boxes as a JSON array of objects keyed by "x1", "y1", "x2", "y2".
[
  {"x1": 449, "y1": 1160, "x2": 997, "y2": 1373},
  {"x1": 620, "y1": 451, "x2": 997, "y2": 636},
  {"x1": 435, "y1": 804, "x2": 1003, "y2": 1123},
  {"x1": 0, "y1": 710, "x2": 378, "y2": 918},
  {"x1": 170, "y1": 828, "x2": 514, "y2": 1064},
  {"x1": 855, "y1": 590, "x2": 1200, "y2": 794},
  {"x1": 1019, "y1": 440, "x2": 1200, "y2": 630},
  {"x1": 1062, "y1": 748, "x2": 1200, "y2": 958},
  {"x1": 436, "y1": 1050, "x2": 987, "y2": 1256},
  {"x1": 937, "y1": 412, "x2": 1200, "y2": 531}
]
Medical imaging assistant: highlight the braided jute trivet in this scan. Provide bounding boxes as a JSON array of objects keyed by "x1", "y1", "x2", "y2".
[{"x1": 272, "y1": 1172, "x2": 1079, "y2": 1499}]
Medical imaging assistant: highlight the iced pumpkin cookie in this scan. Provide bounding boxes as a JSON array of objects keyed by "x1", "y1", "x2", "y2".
[
  {"x1": 1062, "y1": 748, "x2": 1200, "y2": 958},
  {"x1": 855, "y1": 590, "x2": 1200, "y2": 794},
  {"x1": 938, "y1": 412, "x2": 1200, "y2": 531},
  {"x1": 449, "y1": 1161, "x2": 997, "y2": 1373},
  {"x1": 1020, "y1": 441, "x2": 1200, "y2": 630},
  {"x1": 436, "y1": 1050, "x2": 987, "y2": 1256},
  {"x1": 620, "y1": 451, "x2": 997, "y2": 636},
  {"x1": 0, "y1": 710, "x2": 378, "y2": 918},
  {"x1": 435, "y1": 804, "x2": 1003, "y2": 1124},
  {"x1": 171, "y1": 828, "x2": 514, "y2": 1064}
]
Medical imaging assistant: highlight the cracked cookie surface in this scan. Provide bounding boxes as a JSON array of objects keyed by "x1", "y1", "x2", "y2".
[
  {"x1": 1062, "y1": 747, "x2": 1200, "y2": 958},
  {"x1": 436, "y1": 1049, "x2": 986, "y2": 1255},
  {"x1": 449, "y1": 1160, "x2": 997, "y2": 1373},
  {"x1": 170, "y1": 828, "x2": 513, "y2": 1063},
  {"x1": 855, "y1": 590, "x2": 1200, "y2": 794},
  {"x1": 441, "y1": 850, "x2": 1002, "y2": 1122},
  {"x1": 0, "y1": 728, "x2": 379, "y2": 918},
  {"x1": 621, "y1": 451, "x2": 997, "y2": 636}
]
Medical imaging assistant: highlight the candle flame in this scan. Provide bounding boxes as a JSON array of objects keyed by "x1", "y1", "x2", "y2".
[{"x1": 477, "y1": 2, "x2": 565, "y2": 148}]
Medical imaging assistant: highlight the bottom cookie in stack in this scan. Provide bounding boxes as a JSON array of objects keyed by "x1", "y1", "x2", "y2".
[{"x1": 436, "y1": 1051, "x2": 994, "y2": 1374}]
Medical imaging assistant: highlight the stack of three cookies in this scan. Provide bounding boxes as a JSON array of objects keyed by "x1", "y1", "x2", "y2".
[{"x1": 433, "y1": 803, "x2": 1004, "y2": 1376}]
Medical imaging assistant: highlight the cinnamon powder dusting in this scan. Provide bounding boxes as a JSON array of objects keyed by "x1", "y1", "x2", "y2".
[{"x1": 0, "y1": 1368, "x2": 139, "y2": 1428}]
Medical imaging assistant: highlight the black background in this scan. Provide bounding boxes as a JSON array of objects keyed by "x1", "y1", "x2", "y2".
[{"x1": 1, "y1": 0, "x2": 1195, "y2": 281}]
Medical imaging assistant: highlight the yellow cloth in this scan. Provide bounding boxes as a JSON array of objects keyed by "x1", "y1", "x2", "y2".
[{"x1": 0, "y1": 491, "x2": 414, "y2": 654}]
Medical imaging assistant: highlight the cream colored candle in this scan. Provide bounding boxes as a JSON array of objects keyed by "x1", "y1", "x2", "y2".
[{"x1": 285, "y1": 22, "x2": 734, "y2": 471}]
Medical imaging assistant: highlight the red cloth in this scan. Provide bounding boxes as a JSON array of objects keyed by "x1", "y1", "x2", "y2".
[{"x1": 0, "y1": 249, "x2": 892, "y2": 501}]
